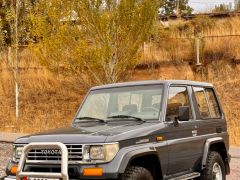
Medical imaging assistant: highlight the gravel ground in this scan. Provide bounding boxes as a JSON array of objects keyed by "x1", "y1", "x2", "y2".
[
  {"x1": 0, "y1": 142, "x2": 239, "y2": 179},
  {"x1": 0, "y1": 143, "x2": 12, "y2": 178},
  {"x1": 228, "y1": 146, "x2": 240, "y2": 180}
]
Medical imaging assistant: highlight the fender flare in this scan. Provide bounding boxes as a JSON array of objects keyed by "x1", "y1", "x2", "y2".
[
  {"x1": 201, "y1": 137, "x2": 224, "y2": 169},
  {"x1": 118, "y1": 147, "x2": 159, "y2": 173}
]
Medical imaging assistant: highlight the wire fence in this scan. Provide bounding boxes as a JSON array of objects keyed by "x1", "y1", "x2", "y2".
[
  {"x1": 1, "y1": 34, "x2": 240, "y2": 68},
  {"x1": 142, "y1": 34, "x2": 240, "y2": 65}
]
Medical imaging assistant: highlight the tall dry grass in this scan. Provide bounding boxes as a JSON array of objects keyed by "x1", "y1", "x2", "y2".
[
  {"x1": 204, "y1": 17, "x2": 240, "y2": 36},
  {"x1": 0, "y1": 17, "x2": 239, "y2": 146},
  {"x1": 144, "y1": 17, "x2": 240, "y2": 63},
  {"x1": 0, "y1": 49, "x2": 84, "y2": 133}
]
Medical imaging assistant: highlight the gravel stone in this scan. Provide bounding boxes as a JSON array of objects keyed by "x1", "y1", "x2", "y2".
[{"x1": 0, "y1": 143, "x2": 13, "y2": 178}]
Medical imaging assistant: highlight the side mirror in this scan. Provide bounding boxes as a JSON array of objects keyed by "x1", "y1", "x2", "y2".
[
  {"x1": 178, "y1": 106, "x2": 190, "y2": 122},
  {"x1": 173, "y1": 117, "x2": 179, "y2": 127}
]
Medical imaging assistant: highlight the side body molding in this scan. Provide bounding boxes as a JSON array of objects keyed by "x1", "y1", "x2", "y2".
[{"x1": 201, "y1": 137, "x2": 223, "y2": 169}]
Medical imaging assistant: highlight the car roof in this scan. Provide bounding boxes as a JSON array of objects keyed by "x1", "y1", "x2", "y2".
[{"x1": 91, "y1": 80, "x2": 213, "y2": 90}]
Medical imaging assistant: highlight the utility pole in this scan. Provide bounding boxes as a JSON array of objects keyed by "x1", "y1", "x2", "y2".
[
  {"x1": 15, "y1": 0, "x2": 20, "y2": 120},
  {"x1": 176, "y1": 0, "x2": 180, "y2": 18}
]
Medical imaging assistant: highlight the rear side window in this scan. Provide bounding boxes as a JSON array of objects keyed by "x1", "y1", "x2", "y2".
[
  {"x1": 193, "y1": 87, "x2": 211, "y2": 119},
  {"x1": 205, "y1": 88, "x2": 221, "y2": 118},
  {"x1": 193, "y1": 87, "x2": 221, "y2": 119}
]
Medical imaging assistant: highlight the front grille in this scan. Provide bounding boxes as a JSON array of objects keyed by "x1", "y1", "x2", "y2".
[{"x1": 24, "y1": 144, "x2": 83, "y2": 163}]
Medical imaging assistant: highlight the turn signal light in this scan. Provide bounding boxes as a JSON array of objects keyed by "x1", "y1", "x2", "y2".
[
  {"x1": 10, "y1": 165, "x2": 18, "y2": 174},
  {"x1": 83, "y1": 167, "x2": 103, "y2": 176},
  {"x1": 156, "y1": 136, "x2": 163, "y2": 141}
]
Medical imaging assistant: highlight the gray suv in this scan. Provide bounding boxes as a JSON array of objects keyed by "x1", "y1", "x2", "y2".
[{"x1": 4, "y1": 80, "x2": 230, "y2": 180}]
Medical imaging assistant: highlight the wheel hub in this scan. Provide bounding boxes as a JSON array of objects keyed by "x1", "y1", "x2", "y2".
[{"x1": 212, "y1": 162, "x2": 222, "y2": 180}]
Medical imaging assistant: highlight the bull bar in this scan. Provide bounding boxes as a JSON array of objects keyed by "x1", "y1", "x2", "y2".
[{"x1": 16, "y1": 142, "x2": 69, "y2": 180}]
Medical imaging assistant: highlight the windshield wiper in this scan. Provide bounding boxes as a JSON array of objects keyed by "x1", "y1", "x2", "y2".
[
  {"x1": 107, "y1": 115, "x2": 145, "y2": 122},
  {"x1": 75, "y1": 116, "x2": 106, "y2": 123}
]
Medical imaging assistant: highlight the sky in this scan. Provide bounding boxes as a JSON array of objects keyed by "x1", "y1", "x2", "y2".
[{"x1": 189, "y1": 0, "x2": 235, "y2": 12}]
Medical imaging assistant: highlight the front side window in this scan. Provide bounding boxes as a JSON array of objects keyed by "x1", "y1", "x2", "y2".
[
  {"x1": 166, "y1": 86, "x2": 192, "y2": 121},
  {"x1": 76, "y1": 85, "x2": 163, "y2": 121}
]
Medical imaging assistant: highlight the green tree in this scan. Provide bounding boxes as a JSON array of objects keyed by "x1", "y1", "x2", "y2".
[
  {"x1": 30, "y1": 0, "x2": 159, "y2": 88},
  {"x1": 160, "y1": 0, "x2": 193, "y2": 16}
]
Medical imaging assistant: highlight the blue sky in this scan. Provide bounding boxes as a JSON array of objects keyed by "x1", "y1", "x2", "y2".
[{"x1": 189, "y1": 0, "x2": 235, "y2": 12}]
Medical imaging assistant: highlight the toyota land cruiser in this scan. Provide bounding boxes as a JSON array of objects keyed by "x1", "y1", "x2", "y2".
[{"x1": 4, "y1": 80, "x2": 230, "y2": 180}]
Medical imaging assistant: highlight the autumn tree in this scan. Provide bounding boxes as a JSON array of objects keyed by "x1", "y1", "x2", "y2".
[
  {"x1": 0, "y1": 0, "x2": 33, "y2": 45},
  {"x1": 236, "y1": 0, "x2": 240, "y2": 10},
  {"x1": 213, "y1": 4, "x2": 230, "y2": 13},
  {"x1": 30, "y1": 0, "x2": 159, "y2": 88},
  {"x1": 0, "y1": 0, "x2": 34, "y2": 119},
  {"x1": 0, "y1": 18, "x2": 4, "y2": 47}
]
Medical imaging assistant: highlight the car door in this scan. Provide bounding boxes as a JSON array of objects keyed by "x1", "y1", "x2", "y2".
[
  {"x1": 191, "y1": 87, "x2": 225, "y2": 154},
  {"x1": 164, "y1": 85, "x2": 201, "y2": 175}
]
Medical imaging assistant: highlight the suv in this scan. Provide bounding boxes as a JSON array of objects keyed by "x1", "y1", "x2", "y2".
[{"x1": 4, "y1": 80, "x2": 230, "y2": 180}]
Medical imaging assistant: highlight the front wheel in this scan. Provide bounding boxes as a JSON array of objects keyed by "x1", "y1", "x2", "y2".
[
  {"x1": 121, "y1": 166, "x2": 153, "y2": 180},
  {"x1": 200, "y1": 151, "x2": 226, "y2": 180}
]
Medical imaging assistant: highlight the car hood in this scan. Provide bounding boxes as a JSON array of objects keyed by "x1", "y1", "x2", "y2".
[
  {"x1": 15, "y1": 121, "x2": 162, "y2": 144},
  {"x1": 15, "y1": 121, "x2": 163, "y2": 144}
]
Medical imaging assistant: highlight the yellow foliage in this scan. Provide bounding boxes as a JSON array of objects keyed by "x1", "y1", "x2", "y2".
[{"x1": 30, "y1": 0, "x2": 159, "y2": 88}]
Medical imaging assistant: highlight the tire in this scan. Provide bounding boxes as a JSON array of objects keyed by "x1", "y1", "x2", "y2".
[
  {"x1": 200, "y1": 151, "x2": 226, "y2": 180},
  {"x1": 121, "y1": 166, "x2": 153, "y2": 180}
]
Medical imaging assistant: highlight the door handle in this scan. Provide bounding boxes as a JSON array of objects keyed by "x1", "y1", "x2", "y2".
[
  {"x1": 192, "y1": 130, "x2": 198, "y2": 137},
  {"x1": 216, "y1": 127, "x2": 223, "y2": 133}
]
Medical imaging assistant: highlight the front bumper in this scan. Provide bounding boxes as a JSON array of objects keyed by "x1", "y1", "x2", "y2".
[
  {"x1": 4, "y1": 161, "x2": 120, "y2": 179},
  {"x1": 3, "y1": 176, "x2": 15, "y2": 180},
  {"x1": 4, "y1": 169, "x2": 119, "y2": 180}
]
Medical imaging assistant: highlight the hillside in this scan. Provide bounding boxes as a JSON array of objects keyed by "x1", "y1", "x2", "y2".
[{"x1": 0, "y1": 17, "x2": 240, "y2": 146}]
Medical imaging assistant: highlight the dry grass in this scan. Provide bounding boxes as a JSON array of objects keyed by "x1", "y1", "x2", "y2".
[
  {"x1": 142, "y1": 39, "x2": 194, "y2": 63},
  {"x1": 0, "y1": 17, "x2": 239, "y2": 146},
  {"x1": 144, "y1": 17, "x2": 240, "y2": 63},
  {"x1": 0, "y1": 49, "x2": 84, "y2": 133},
  {"x1": 204, "y1": 17, "x2": 240, "y2": 36},
  {"x1": 2, "y1": 51, "x2": 239, "y2": 145},
  {"x1": 215, "y1": 79, "x2": 240, "y2": 147}
]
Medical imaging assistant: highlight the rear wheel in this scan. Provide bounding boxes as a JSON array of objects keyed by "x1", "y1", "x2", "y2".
[
  {"x1": 201, "y1": 151, "x2": 226, "y2": 180},
  {"x1": 121, "y1": 166, "x2": 153, "y2": 180}
]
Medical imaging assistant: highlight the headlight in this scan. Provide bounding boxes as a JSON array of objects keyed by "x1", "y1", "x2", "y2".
[
  {"x1": 83, "y1": 143, "x2": 119, "y2": 163},
  {"x1": 90, "y1": 146, "x2": 105, "y2": 160},
  {"x1": 13, "y1": 146, "x2": 24, "y2": 161}
]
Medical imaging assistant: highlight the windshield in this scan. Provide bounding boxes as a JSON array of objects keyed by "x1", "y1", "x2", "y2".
[{"x1": 75, "y1": 85, "x2": 163, "y2": 122}]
